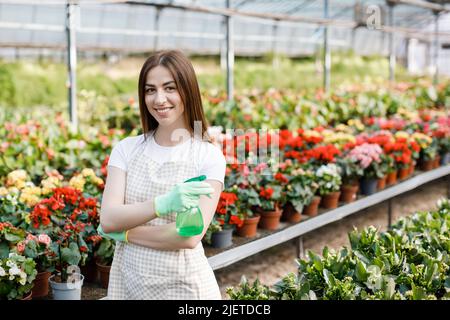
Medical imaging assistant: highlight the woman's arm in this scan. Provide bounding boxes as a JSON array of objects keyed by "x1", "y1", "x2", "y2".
[
  {"x1": 100, "y1": 166, "x2": 158, "y2": 233},
  {"x1": 127, "y1": 179, "x2": 222, "y2": 250}
]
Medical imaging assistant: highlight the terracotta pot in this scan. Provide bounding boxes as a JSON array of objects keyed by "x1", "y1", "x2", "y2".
[
  {"x1": 420, "y1": 159, "x2": 434, "y2": 171},
  {"x1": 340, "y1": 184, "x2": 359, "y2": 203},
  {"x1": 258, "y1": 208, "x2": 282, "y2": 230},
  {"x1": 281, "y1": 202, "x2": 302, "y2": 223},
  {"x1": 80, "y1": 259, "x2": 98, "y2": 283},
  {"x1": 21, "y1": 291, "x2": 32, "y2": 300},
  {"x1": 434, "y1": 155, "x2": 441, "y2": 168},
  {"x1": 303, "y1": 196, "x2": 321, "y2": 217},
  {"x1": 409, "y1": 162, "x2": 416, "y2": 175},
  {"x1": 398, "y1": 166, "x2": 410, "y2": 180},
  {"x1": 320, "y1": 191, "x2": 341, "y2": 209},
  {"x1": 377, "y1": 175, "x2": 387, "y2": 190},
  {"x1": 31, "y1": 271, "x2": 51, "y2": 298},
  {"x1": 236, "y1": 215, "x2": 260, "y2": 238},
  {"x1": 96, "y1": 262, "x2": 111, "y2": 289},
  {"x1": 386, "y1": 170, "x2": 398, "y2": 186}
]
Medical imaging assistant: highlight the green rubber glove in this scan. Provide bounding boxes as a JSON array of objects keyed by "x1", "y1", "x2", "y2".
[
  {"x1": 154, "y1": 176, "x2": 213, "y2": 217},
  {"x1": 97, "y1": 225, "x2": 128, "y2": 243}
]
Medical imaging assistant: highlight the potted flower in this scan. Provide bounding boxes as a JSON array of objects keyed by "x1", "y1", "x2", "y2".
[
  {"x1": 0, "y1": 222, "x2": 26, "y2": 259},
  {"x1": 336, "y1": 156, "x2": 363, "y2": 203},
  {"x1": 297, "y1": 168, "x2": 321, "y2": 217},
  {"x1": 348, "y1": 143, "x2": 383, "y2": 195},
  {"x1": 94, "y1": 236, "x2": 114, "y2": 289},
  {"x1": 208, "y1": 190, "x2": 243, "y2": 248},
  {"x1": 29, "y1": 186, "x2": 99, "y2": 283},
  {"x1": 431, "y1": 119, "x2": 450, "y2": 165},
  {"x1": 0, "y1": 253, "x2": 37, "y2": 300},
  {"x1": 376, "y1": 153, "x2": 394, "y2": 190},
  {"x1": 411, "y1": 132, "x2": 438, "y2": 171},
  {"x1": 315, "y1": 163, "x2": 342, "y2": 209},
  {"x1": 281, "y1": 165, "x2": 318, "y2": 222},
  {"x1": 255, "y1": 165, "x2": 283, "y2": 230},
  {"x1": 225, "y1": 163, "x2": 262, "y2": 237},
  {"x1": 17, "y1": 233, "x2": 56, "y2": 298},
  {"x1": 48, "y1": 222, "x2": 88, "y2": 300}
]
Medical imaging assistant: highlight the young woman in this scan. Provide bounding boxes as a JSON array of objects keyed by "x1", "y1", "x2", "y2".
[{"x1": 98, "y1": 50, "x2": 226, "y2": 299}]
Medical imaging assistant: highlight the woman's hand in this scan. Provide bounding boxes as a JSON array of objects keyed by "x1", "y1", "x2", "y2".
[{"x1": 154, "y1": 181, "x2": 214, "y2": 217}]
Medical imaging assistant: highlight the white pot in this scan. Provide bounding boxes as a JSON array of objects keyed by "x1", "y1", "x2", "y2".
[{"x1": 49, "y1": 273, "x2": 84, "y2": 300}]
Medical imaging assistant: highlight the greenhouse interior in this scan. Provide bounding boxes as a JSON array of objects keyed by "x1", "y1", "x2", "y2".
[{"x1": 0, "y1": 0, "x2": 449, "y2": 302}]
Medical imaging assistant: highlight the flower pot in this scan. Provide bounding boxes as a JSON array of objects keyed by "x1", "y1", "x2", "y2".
[
  {"x1": 20, "y1": 291, "x2": 33, "y2": 300},
  {"x1": 398, "y1": 166, "x2": 410, "y2": 180},
  {"x1": 236, "y1": 215, "x2": 260, "y2": 238},
  {"x1": 281, "y1": 202, "x2": 302, "y2": 223},
  {"x1": 377, "y1": 175, "x2": 387, "y2": 190},
  {"x1": 31, "y1": 271, "x2": 51, "y2": 298},
  {"x1": 433, "y1": 155, "x2": 441, "y2": 168},
  {"x1": 320, "y1": 191, "x2": 341, "y2": 209},
  {"x1": 302, "y1": 196, "x2": 321, "y2": 217},
  {"x1": 80, "y1": 259, "x2": 98, "y2": 283},
  {"x1": 49, "y1": 273, "x2": 84, "y2": 300},
  {"x1": 340, "y1": 184, "x2": 359, "y2": 203},
  {"x1": 419, "y1": 159, "x2": 434, "y2": 171},
  {"x1": 440, "y1": 152, "x2": 450, "y2": 165},
  {"x1": 258, "y1": 208, "x2": 282, "y2": 230},
  {"x1": 386, "y1": 170, "x2": 398, "y2": 186},
  {"x1": 409, "y1": 162, "x2": 416, "y2": 176},
  {"x1": 96, "y1": 262, "x2": 111, "y2": 289},
  {"x1": 210, "y1": 228, "x2": 233, "y2": 249},
  {"x1": 360, "y1": 178, "x2": 378, "y2": 196}
]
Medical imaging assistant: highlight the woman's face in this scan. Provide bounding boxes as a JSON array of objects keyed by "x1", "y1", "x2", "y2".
[{"x1": 145, "y1": 65, "x2": 185, "y2": 129}]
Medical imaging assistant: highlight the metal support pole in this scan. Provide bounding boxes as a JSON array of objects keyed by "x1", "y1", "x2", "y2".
[
  {"x1": 433, "y1": 11, "x2": 440, "y2": 85},
  {"x1": 388, "y1": 2, "x2": 396, "y2": 82},
  {"x1": 66, "y1": 1, "x2": 78, "y2": 130},
  {"x1": 323, "y1": 0, "x2": 330, "y2": 92},
  {"x1": 296, "y1": 237, "x2": 304, "y2": 259},
  {"x1": 225, "y1": 0, "x2": 234, "y2": 101},
  {"x1": 387, "y1": 198, "x2": 392, "y2": 228},
  {"x1": 272, "y1": 22, "x2": 279, "y2": 69},
  {"x1": 154, "y1": 7, "x2": 161, "y2": 51}
]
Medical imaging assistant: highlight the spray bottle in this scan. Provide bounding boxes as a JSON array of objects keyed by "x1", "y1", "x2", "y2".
[{"x1": 176, "y1": 175, "x2": 207, "y2": 237}]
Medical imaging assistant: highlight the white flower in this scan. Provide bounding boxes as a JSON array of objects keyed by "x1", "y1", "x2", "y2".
[
  {"x1": 8, "y1": 265, "x2": 21, "y2": 276},
  {"x1": 0, "y1": 266, "x2": 6, "y2": 276},
  {"x1": 19, "y1": 271, "x2": 27, "y2": 285}
]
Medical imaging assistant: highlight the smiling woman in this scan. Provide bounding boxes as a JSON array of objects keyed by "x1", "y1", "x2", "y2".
[{"x1": 97, "y1": 50, "x2": 226, "y2": 300}]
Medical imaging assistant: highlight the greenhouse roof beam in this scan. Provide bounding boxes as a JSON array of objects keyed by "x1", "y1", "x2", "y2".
[
  {"x1": 114, "y1": 1, "x2": 450, "y2": 41},
  {"x1": 388, "y1": 0, "x2": 448, "y2": 12}
]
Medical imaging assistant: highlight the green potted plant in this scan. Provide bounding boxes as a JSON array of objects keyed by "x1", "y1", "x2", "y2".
[
  {"x1": 94, "y1": 237, "x2": 115, "y2": 289},
  {"x1": 315, "y1": 163, "x2": 342, "y2": 209},
  {"x1": 48, "y1": 222, "x2": 87, "y2": 300},
  {"x1": 18, "y1": 233, "x2": 56, "y2": 298},
  {"x1": 336, "y1": 156, "x2": 363, "y2": 203},
  {"x1": 0, "y1": 252, "x2": 37, "y2": 300},
  {"x1": 348, "y1": 143, "x2": 383, "y2": 195}
]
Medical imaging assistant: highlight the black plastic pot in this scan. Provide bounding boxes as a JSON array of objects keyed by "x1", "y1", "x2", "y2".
[
  {"x1": 211, "y1": 228, "x2": 233, "y2": 249},
  {"x1": 360, "y1": 178, "x2": 378, "y2": 196}
]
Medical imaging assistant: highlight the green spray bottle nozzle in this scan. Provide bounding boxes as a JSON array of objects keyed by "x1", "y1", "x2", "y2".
[{"x1": 184, "y1": 175, "x2": 207, "y2": 183}]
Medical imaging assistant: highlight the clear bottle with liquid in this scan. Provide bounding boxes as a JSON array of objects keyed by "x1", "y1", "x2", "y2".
[{"x1": 176, "y1": 206, "x2": 204, "y2": 237}]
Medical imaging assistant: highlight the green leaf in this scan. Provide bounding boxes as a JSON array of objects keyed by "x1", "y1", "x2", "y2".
[
  {"x1": 355, "y1": 261, "x2": 368, "y2": 282},
  {"x1": 412, "y1": 284, "x2": 427, "y2": 300},
  {"x1": 0, "y1": 242, "x2": 9, "y2": 259},
  {"x1": 61, "y1": 242, "x2": 81, "y2": 266},
  {"x1": 323, "y1": 269, "x2": 336, "y2": 287}
]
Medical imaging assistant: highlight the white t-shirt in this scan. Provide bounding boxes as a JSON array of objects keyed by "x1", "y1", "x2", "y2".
[{"x1": 108, "y1": 133, "x2": 226, "y2": 188}]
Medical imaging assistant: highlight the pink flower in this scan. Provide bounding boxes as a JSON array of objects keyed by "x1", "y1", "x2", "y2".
[
  {"x1": 38, "y1": 234, "x2": 51, "y2": 246},
  {"x1": 26, "y1": 234, "x2": 37, "y2": 242},
  {"x1": 254, "y1": 163, "x2": 267, "y2": 173},
  {"x1": 16, "y1": 241, "x2": 26, "y2": 254}
]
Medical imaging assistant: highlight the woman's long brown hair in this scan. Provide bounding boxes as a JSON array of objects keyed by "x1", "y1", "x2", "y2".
[{"x1": 138, "y1": 50, "x2": 210, "y2": 142}]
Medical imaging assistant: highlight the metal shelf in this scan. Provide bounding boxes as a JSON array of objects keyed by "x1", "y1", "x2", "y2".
[{"x1": 207, "y1": 165, "x2": 450, "y2": 270}]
